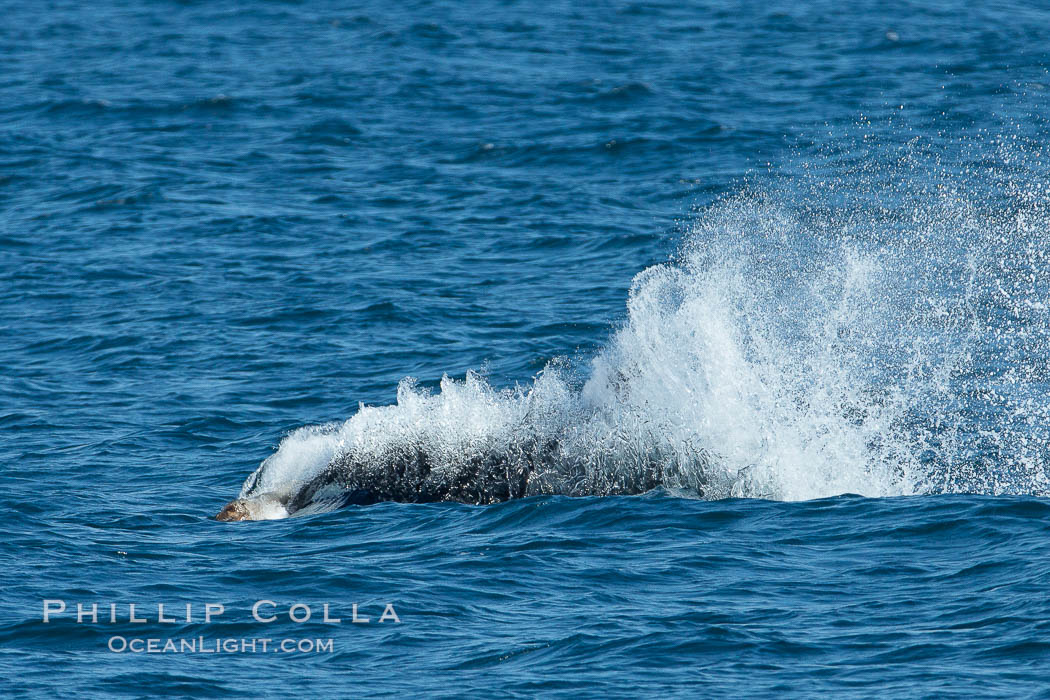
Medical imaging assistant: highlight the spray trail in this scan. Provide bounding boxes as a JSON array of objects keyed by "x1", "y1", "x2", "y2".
[{"x1": 220, "y1": 134, "x2": 1050, "y2": 519}]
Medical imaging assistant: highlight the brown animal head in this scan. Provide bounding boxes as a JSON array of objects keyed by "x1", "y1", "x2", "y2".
[{"x1": 215, "y1": 499, "x2": 251, "y2": 521}]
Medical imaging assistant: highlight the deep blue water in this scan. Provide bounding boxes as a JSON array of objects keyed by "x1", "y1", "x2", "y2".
[{"x1": 6, "y1": 0, "x2": 1050, "y2": 696}]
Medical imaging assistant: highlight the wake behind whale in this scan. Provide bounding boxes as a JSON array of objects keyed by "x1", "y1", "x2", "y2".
[{"x1": 217, "y1": 144, "x2": 1050, "y2": 521}]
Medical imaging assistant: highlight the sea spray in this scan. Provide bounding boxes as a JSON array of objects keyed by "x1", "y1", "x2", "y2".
[{"x1": 232, "y1": 137, "x2": 1050, "y2": 515}]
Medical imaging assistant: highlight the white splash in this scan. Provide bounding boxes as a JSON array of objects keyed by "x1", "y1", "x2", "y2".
[{"x1": 231, "y1": 134, "x2": 1050, "y2": 516}]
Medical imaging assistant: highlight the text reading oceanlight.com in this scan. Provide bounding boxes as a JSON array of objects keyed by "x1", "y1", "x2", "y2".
[{"x1": 41, "y1": 600, "x2": 402, "y2": 654}]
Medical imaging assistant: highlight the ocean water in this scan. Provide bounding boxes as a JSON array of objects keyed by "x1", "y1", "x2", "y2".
[{"x1": 5, "y1": 0, "x2": 1050, "y2": 696}]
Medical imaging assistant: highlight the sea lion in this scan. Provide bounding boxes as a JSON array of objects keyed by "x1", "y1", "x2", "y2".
[
  {"x1": 214, "y1": 494, "x2": 289, "y2": 521},
  {"x1": 214, "y1": 444, "x2": 541, "y2": 521},
  {"x1": 214, "y1": 434, "x2": 698, "y2": 521}
]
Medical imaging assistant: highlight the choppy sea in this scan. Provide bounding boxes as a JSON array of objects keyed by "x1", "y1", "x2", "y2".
[{"x1": 5, "y1": 0, "x2": 1050, "y2": 696}]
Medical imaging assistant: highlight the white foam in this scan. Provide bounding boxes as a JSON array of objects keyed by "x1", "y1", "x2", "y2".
[{"x1": 239, "y1": 136, "x2": 1050, "y2": 508}]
